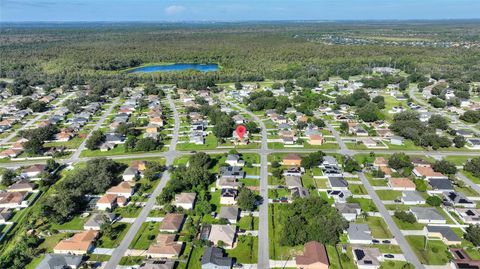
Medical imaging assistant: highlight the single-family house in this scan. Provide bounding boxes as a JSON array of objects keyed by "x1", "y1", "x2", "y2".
[
  {"x1": 295, "y1": 241, "x2": 329, "y2": 269},
  {"x1": 218, "y1": 206, "x2": 239, "y2": 224},
  {"x1": 220, "y1": 188, "x2": 237, "y2": 205},
  {"x1": 410, "y1": 207, "x2": 446, "y2": 224},
  {"x1": 388, "y1": 178, "x2": 416, "y2": 191},
  {"x1": 425, "y1": 225, "x2": 461, "y2": 245},
  {"x1": 201, "y1": 247, "x2": 233, "y2": 269},
  {"x1": 283, "y1": 154, "x2": 302, "y2": 166},
  {"x1": 146, "y1": 234, "x2": 183, "y2": 259},
  {"x1": 53, "y1": 230, "x2": 98, "y2": 255},
  {"x1": 347, "y1": 223, "x2": 373, "y2": 244},
  {"x1": 160, "y1": 213, "x2": 185, "y2": 233},
  {"x1": 352, "y1": 247, "x2": 381, "y2": 269},
  {"x1": 335, "y1": 203, "x2": 361, "y2": 222},
  {"x1": 174, "y1": 192, "x2": 197, "y2": 210},
  {"x1": 208, "y1": 224, "x2": 236, "y2": 249},
  {"x1": 36, "y1": 254, "x2": 83, "y2": 269}
]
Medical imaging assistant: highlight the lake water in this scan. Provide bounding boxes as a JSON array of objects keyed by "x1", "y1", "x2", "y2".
[{"x1": 127, "y1": 63, "x2": 219, "y2": 73}]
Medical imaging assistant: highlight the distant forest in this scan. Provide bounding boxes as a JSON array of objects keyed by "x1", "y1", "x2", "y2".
[{"x1": 1, "y1": 21, "x2": 480, "y2": 87}]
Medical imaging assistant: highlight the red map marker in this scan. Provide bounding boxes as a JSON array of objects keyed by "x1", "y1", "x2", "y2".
[{"x1": 236, "y1": 125, "x2": 246, "y2": 140}]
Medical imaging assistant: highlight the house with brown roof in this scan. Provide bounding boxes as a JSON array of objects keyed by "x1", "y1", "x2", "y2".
[
  {"x1": 0, "y1": 148, "x2": 22, "y2": 159},
  {"x1": 53, "y1": 230, "x2": 98, "y2": 255},
  {"x1": 106, "y1": 181, "x2": 134, "y2": 199},
  {"x1": 283, "y1": 154, "x2": 302, "y2": 166},
  {"x1": 413, "y1": 167, "x2": 447, "y2": 180},
  {"x1": 0, "y1": 191, "x2": 27, "y2": 208},
  {"x1": 388, "y1": 178, "x2": 416, "y2": 191},
  {"x1": 131, "y1": 160, "x2": 147, "y2": 171},
  {"x1": 295, "y1": 241, "x2": 329, "y2": 269},
  {"x1": 96, "y1": 194, "x2": 120, "y2": 211},
  {"x1": 21, "y1": 164, "x2": 46, "y2": 178},
  {"x1": 379, "y1": 166, "x2": 392, "y2": 178},
  {"x1": 308, "y1": 134, "x2": 325, "y2": 146},
  {"x1": 174, "y1": 192, "x2": 197, "y2": 210},
  {"x1": 6, "y1": 179, "x2": 35, "y2": 192},
  {"x1": 160, "y1": 213, "x2": 185, "y2": 233},
  {"x1": 147, "y1": 233, "x2": 184, "y2": 259}
]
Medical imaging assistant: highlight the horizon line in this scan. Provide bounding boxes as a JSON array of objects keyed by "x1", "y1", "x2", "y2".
[{"x1": 2, "y1": 18, "x2": 480, "y2": 24}]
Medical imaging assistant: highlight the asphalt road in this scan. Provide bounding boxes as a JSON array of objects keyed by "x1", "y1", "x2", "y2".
[
  {"x1": 103, "y1": 94, "x2": 179, "y2": 269},
  {"x1": 331, "y1": 120, "x2": 424, "y2": 268},
  {"x1": 409, "y1": 86, "x2": 480, "y2": 136},
  {"x1": 0, "y1": 92, "x2": 75, "y2": 145},
  {"x1": 68, "y1": 97, "x2": 120, "y2": 162},
  {"x1": 358, "y1": 172, "x2": 424, "y2": 269},
  {"x1": 223, "y1": 96, "x2": 270, "y2": 268}
]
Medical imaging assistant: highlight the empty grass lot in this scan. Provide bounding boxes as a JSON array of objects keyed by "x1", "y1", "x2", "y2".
[
  {"x1": 406, "y1": 235, "x2": 451, "y2": 265},
  {"x1": 356, "y1": 216, "x2": 393, "y2": 238},
  {"x1": 129, "y1": 222, "x2": 160, "y2": 250}
]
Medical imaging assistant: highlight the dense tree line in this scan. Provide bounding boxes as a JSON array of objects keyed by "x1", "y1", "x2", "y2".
[
  {"x1": 157, "y1": 153, "x2": 212, "y2": 204},
  {"x1": 278, "y1": 197, "x2": 348, "y2": 246},
  {"x1": 41, "y1": 158, "x2": 125, "y2": 223},
  {"x1": 390, "y1": 111, "x2": 452, "y2": 149}
]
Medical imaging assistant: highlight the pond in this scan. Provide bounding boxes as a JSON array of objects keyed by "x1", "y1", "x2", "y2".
[{"x1": 127, "y1": 63, "x2": 219, "y2": 73}]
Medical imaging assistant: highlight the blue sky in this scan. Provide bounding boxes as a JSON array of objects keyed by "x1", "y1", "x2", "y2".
[{"x1": 1, "y1": 0, "x2": 479, "y2": 22}]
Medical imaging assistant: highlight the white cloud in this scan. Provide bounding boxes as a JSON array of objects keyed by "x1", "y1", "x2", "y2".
[{"x1": 165, "y1": 5, "x2": 186, "y2": 15}]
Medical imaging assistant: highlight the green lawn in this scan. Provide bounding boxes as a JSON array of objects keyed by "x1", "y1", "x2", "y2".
[
  {"x1": 226, "y1": 236, "x2": 258, "y2": 263},
  {"x1": 380, "y1": 261, "x2": 410, "y2": 269},
  {"x1": 376, "y1": 190, "x2": 402, "y2": 200},
  {"x1": 357, "y1": 216, "x2": 393, "y2": 238},
  {"x1": 176, "y1": 133, "x2": 219, "y2": 151},
  {"x1": 237, "y1": 216, "x2": 259, "y2": 230},
  {"x1": 347, "y1": 197, "x2": 378, "y2": 212},
  {"x1": 129, "y1": 222, "x2": 160, "y2": 250},
  {"x1": 114, "y1": 205, "x2": 143, "y2": 218},
  {"x1": 406, "y1": 235, "x2": 451, "y2": 265},
  {"x1": 96, "y1": 223, "x2": 131, "y2": 248},
  {"x1": 393, "y1": 217, "x2": 425, "y2": 230},
  {"x1": 349, "y1": 184, "x2": 368, "y2": 195},
  {"x1": 50, "y1": 215, "x2": 87, "y2": 231}
]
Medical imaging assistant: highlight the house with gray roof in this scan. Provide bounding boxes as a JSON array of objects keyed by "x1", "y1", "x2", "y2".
[
  {"x1": 84, "y1": 213, "x2": 115, "y2": 231},
  {"x1": 426, "y1": 225, "x2": 461, "y2": 245},
  {"x1": 410, "y1": 207, "x2": 446, "y2": 224},
  {"x1": 347, "y1": 223, "x2": 373, "y2": 244},
  {"x1": 218, "y1": 206, "x2": 239, "y2": 224},
  {"x1": 36, "y1": 253, "x2": 83, "y2": 269},
  {"x1": 202, "y1": 247, "x2": 233, "y2": 269},
  {"x1": 443, "y1": 191, "x2": 475, "y2": 208},
  {"x1": 290, "y1": 187, "x2": 310, "y2": 200},
  {"x1": 428, "y1": 178, "x2": 454, "y2": 192},
  {"x1": 328, "y1": 177, "x2": 348, "y2": 190},
  {"x1": 285, "y1": 176, "x2": 302, "y2": 189},
  {"x1": 401, "y1": 191, "x2": 426, "y2": 205},
  {"x1": 335, "y1": 203, "x2": 361, "y2": 221}
]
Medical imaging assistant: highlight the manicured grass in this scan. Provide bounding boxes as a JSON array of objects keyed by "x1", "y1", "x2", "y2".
[
  {"x1": 119, "y1": 256, "x2": 144, "y2": 266},
  {"x1": 80, "y1": 144, "x2": 166, "y2": 157},
  {"x1": 443, "y1": 156, "x2": 472, "y2": 166},
  {"x1": 96, "y1": 223, "x2": 131, "y2": 248},
  {"x1": 357, "y1": 216, "x2": 393, "y2": 238},
  {"x1": 38, "y1": 233, "x2": 68, "y2": 252},
  {"x1": 376, "y1": 190, "x2": 402, "y2": 201},
  {"x1": 129, "y1": 222, "x2": 160, "y2": 250},
  {"x1": 50, "y1": 215, "x2": 87, "y2": 231},
  {"x1": 226, "y1": 236, "x2": 258, "y2": 263},
  {"x1": 237, "y1": 216, "x2": 259, "y2": 230},
  {"x1": 393, "y1": 217, "x2": 425, "y2": 230},
  {"x1": 44, "y1": 137, "x2": 84, "y2": 149},
  {"x1": 380, "y1": 261, "x2": 410, "y2": 269},
  {"x1": 114, "y1": 205, "x2": 143, "y2": 218},
  {"x1": 85, "y1": 254, "x2": 112, "y2": 262},
  {"x1": 347, "y1": 198, "x2": 378, "y2": 212},
  {"x1": 349, "y1": 184, "x2": 368, "y2": 195},
  {"x1": 176, "y1": 133, "x2": 219, "y2": 150},
  {"x1": 406, "y1": 235, "x2": 451, "y2": 265}
]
